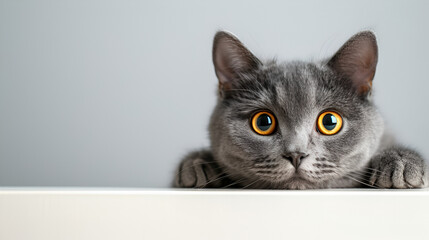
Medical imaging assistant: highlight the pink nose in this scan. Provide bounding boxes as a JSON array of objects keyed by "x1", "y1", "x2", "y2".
[{"x1": 282, "y1": 152, "x2": 308, "y2": 168}]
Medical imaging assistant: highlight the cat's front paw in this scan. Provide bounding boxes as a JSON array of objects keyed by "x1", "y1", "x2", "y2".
[
  {"x1": 369, "y1": 147, "x2": 428, "y2": 189},
  {"x1": 173, "y1": 150, "x2": 224, "y2": 188}
]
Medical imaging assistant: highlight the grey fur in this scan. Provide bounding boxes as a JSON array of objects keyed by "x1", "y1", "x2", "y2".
[{"x1": 173, "y1": 31, "x2": 428, "y2": 189}]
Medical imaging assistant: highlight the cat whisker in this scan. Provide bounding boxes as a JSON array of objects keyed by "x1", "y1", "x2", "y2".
[
  {"x1": 364, "y1": 167, "x2": 384, "y2": 173},
  {"x1": 221, "y1": 177, "x2": 250, "y2": 189},
  {"x1": 242, "y1": 179, "x2": 261, "y2": 189},
  {"x1": 345, "y1": 173, "x2": 380, "y2": 189},
  {"x1": 199, "y1": 173, "x2": 233, "y2": 188},
  {"x1": 352, "y1": 168, "x2": 396, "y2": 188},
  {"x1": 347, "y1": 172, "x2": 371, "y2": 181},
  {"x1": 359, "y1": 168, "x2": 393, "y2": 179},
  {"x1": 350, "y1": 170, "x2": 374, "y2": 178},
  {"x1": 351, "y1": 167, "x2": 392, "y2": 180}
]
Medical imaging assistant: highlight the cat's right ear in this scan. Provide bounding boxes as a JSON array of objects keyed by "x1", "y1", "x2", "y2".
[{"x1": 212, "y1": 31, "x2": 261, "y2": 94}]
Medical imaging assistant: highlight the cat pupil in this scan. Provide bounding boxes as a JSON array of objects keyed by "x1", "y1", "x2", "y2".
[
  {"x1": 257, "y1": 114, "x2": 272, "y2": 131},
  {"x1": 322, "y1": 114, "x2": 337, "y2": 130}
]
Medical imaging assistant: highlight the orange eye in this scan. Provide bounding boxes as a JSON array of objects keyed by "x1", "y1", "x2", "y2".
[
  {"x1": 251, "y1": 111, "x2": 276, "y2": 135},
  {"x1": 317, "y1": 111, "x2": 343, "y2": 135}
]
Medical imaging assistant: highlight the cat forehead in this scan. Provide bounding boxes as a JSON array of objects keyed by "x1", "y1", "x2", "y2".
[
  {"x1": 247, "y1": 61, "x2": 353, "y2": 118},
  {"x1": 229, "y1": 61, "x2": 355, "y2": 118},
  {"x1": 261, "y1": 61, "x2": 325, "y2": 105},
  {"x1": 263, "y1": 61, "x2": 324, "y2": 87}
]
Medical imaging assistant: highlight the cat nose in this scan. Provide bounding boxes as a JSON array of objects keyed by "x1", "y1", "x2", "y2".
[{"x1": 282, "y1": 152, "x2": 308, "y2": 168}]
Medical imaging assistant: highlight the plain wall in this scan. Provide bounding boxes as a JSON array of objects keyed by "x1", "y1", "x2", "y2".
[{"x1": 0, "y1": 0, "x2": 428, "y2": 187}]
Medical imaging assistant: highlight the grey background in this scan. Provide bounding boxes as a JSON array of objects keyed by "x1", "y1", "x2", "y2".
[{"x1": 0, "y1": 0, "x2": 428, "y2": 188}]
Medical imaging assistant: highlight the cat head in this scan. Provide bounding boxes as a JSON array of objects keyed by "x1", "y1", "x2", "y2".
[{"x1": 209, "y1": 31, "x2": 384, "y2": 189}]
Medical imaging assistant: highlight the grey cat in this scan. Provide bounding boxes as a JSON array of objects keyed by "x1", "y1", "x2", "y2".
[{"x1": 173, "y1": 31, "x2": 428, "y2": 189}]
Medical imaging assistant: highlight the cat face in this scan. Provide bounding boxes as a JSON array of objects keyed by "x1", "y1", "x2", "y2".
[{"x1": 209, "y1": 31, "x2": 384, "y2": 189}]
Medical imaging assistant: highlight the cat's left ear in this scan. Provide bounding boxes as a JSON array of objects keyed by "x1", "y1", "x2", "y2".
[
  {"x1": 328, "y1": 31, "x2": 378, "y2": 96},
  {"x1": 212, "y1": 31, "x2": 261, "y2": 93}
]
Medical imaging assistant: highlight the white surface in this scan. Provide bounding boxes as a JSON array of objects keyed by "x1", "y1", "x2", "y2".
[{"x1": 0, "y1": 188, "x2": 428, "y2": 240}]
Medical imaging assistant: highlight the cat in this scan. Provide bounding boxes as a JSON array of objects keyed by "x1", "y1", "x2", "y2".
[{"x1": 173, "y1": 31, "x2": 428, "y2": 189}]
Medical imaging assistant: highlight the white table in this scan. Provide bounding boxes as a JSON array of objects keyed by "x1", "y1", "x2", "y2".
[{"x1": 1, "y1": 188, "x2": 428, "y2": 240}]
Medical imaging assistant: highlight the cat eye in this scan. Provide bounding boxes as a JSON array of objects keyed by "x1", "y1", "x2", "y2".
[
  {"x1": 317, "y1": 111, "x2": 343, "y2": 135},
  {"x1": 251, "y1": 111, "x2": 276, "y2": 135}
]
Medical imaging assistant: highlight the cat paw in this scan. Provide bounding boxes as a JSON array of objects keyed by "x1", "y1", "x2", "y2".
[
  {"x1": 173, "y1": 150, "x2": 223, "y2": 188},
  {"x1": 369, "y1": 147, "x2": 428, "y2": 189}
]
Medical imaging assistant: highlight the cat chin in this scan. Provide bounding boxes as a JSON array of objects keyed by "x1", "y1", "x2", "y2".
[
  {"x1": 244, "y1": 168, "x2": 324, "y2": 189},
  {"x1": 251, "y1": 175, "x2": 320, "y2": 190},
  {"x1": 277, "y1": 177, "x2": 320, "y2": 190}
]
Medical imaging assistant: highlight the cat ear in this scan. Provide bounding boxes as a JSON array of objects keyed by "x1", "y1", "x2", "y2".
[
  {"x1": 212, "y1": 31, "x2": 261, "y2": 92},
  {"x1": 328, "y1": 31, "x2": 378, "y2": 96}
]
